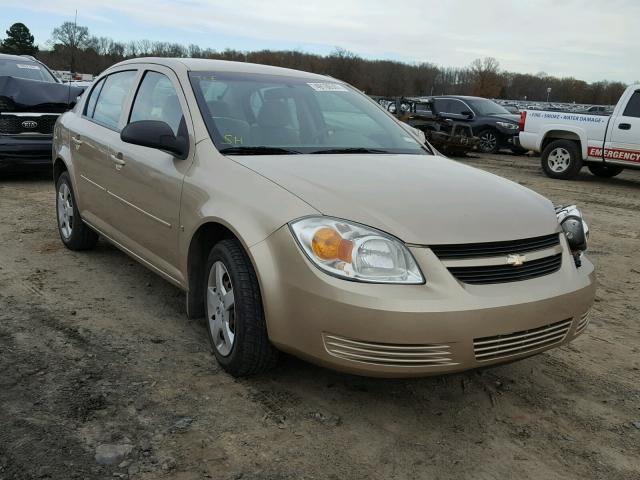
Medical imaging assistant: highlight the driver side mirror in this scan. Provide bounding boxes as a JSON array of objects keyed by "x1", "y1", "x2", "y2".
[
  {"x1": 461, "y1": 110, "x2": 474, "y2": 119},
  {"x1": 121, "y1": 120, "x2": 188, "y2": 159}
]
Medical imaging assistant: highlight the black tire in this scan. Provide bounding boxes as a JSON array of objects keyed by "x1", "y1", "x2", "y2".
[
  {"x1": 510, "y1": 146, "x2": 528, "y2": 155},
  {"x1": 56, "y1": 171, "x2": 99, "y2": 250},
  {"x1": 476, "y1": 129, "x2": 500, "y2": 154},
  {"x1": 204, "y1": 239, "x2": 277, "y2": 376},
  {"x1": 587, "y1": 163, "x2": 624, "y2": 178},
  {"x1": 541, "y1": 140, "x2": 583, "y2": 180}
]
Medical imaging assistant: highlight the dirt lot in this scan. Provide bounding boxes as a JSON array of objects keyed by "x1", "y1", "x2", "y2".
[{"x1": 1, "y1": 154, "x2": 639, "y2": 480}]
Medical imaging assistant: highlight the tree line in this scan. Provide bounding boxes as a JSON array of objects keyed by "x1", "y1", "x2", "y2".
[{"x1": 1, "y1": 21, "x2": 629, "y2": 105}]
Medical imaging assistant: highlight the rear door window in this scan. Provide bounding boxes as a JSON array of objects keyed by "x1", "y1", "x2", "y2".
[
  {"x1": 84, "y1": 77, "x2": 106, "y2": 118},
  {"x1": 91, "y1": 70, "x2": 137, "y2": 130},
  {"x1": 447, "y1": 100, "x2": 468, "y2": 115}
]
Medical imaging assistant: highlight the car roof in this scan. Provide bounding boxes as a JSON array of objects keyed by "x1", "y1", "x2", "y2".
[
  {"x1": 112, "y1": 57, "x2": 331, "y2": 81},
  {"x1": 432, "y1": 95, "x2": 486, "y2": 101},
  {"x1": 0, "y1": 53, "x2": 40, "y2": 61}
]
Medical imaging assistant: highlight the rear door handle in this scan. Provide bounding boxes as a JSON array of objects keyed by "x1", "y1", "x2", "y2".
[{"x1": 619, "y1": 123, "x2": 631, "y2": 130}]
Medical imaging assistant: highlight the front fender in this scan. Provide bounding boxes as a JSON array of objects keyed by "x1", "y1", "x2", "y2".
[{"x1": 177, "y1": 139, "x2": 318, "y2": 283}]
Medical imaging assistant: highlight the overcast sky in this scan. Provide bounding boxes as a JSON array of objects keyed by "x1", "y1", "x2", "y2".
[{"x1": 1, "y1": 0, "x2": 637, "y2": 83}]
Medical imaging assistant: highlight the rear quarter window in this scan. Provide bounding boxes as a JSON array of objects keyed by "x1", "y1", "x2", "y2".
[{"x1": 622, "y1": 91, "x2": 640, "y2": 118}]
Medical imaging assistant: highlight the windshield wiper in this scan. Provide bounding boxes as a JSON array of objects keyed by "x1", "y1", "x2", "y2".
[
  {"x1": 309, "y1": 147, "x2": 390, "y2": 154},
  {"x1": 219, "y1": 146, "x2": 301, "y2": 155}
]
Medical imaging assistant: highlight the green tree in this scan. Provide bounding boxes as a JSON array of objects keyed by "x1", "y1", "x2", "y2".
[{"x1": 0, "y1": 22, "x2": 38, "y2": 55}]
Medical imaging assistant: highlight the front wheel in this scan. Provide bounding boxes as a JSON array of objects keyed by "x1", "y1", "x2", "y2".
[
  {"x1": 56, "y1": 171, "x2": 99, "y2": 250},
  {"x1": 204, "y1": 239, "x2": 277, "y2": 376},
  {"x1": 541, "y1": 140, "x2": 583, "y2": 180},
  {"x1": 476, "y1": 129, "x2": 500, "y2": 154},
  {"x1": 587, "y1": 163, "x2": 624, "y2": 178}
]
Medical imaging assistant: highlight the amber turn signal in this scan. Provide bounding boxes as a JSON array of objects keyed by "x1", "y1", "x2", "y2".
[{"x1": 311, "y1": 227, "x2": 353, "y2": 263}]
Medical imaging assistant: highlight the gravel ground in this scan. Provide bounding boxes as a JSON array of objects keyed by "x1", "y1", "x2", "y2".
[{"x1": 1, "y1": 153, "x2": 639, "y2": 480}]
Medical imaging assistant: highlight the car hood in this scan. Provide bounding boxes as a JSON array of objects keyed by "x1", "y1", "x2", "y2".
[
  {"x1": 490, "y1": 113, "x2": 520, "y2": 123},
  {"x1": 0, "y1": 75, "x2": 85, "y2": 113},
  {"x1": 231, "y1": 153, "x2": 559, "y2": 244}
]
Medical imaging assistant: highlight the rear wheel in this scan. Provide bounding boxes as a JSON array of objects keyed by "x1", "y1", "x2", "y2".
[
  {"x1": 541, "y1": 140, "x2": 583, "y2": 180},
  {"x1": 587, "y1": 163, "x2": 624, "y2": 178},
  {"x1": 56, "y1": 172, "x2": 99, "y2": 250},
  {"x1": 204, "y1": 239, "x2": 277, "y2": 376}
]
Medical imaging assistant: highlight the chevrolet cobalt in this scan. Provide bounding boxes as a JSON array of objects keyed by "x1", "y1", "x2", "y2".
[{"x1": 53, "y1": 58, "x2": 595, "y2": 377}]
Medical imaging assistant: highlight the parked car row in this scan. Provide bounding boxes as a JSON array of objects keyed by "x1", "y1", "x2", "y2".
[{"x1": 495, "y1": 99, "x2": 615, "y2": 115}]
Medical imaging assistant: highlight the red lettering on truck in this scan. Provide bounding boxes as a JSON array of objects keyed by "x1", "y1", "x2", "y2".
[{"x1": 587, "y1": 146, "x2": 640, "y2": 163}]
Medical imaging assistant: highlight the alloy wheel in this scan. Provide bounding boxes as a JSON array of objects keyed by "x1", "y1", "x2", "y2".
[
  {"x1": 206, "y1": 260, "x2": 236, "y2": 357},
  {"x1": 547, "y1": 147, "x2": 571, "y2": 173},
  {"x1": 479, "y1": 131, "x2": 497, "y2": 152},
  {"x1": 57, "y1": 183, "x2": 74, "y2": 240}
]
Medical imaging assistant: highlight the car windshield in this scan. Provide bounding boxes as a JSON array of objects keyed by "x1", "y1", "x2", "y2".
[
  {"x1": 189, "y1": 71, "x2": 428, "y2": 155},
  {"x1": 0, "y1": 58, "x2": 57, "y2": 83},
  {"x1": 466, "y1": 98, "x2": 511, "y2": 116}
]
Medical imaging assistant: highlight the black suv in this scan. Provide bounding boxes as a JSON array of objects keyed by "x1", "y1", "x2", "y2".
[
  {"x1": 430, "y1": 96, "x2": 522, "y2": 154},
  {"x1": 0, "y1": 54, "x2": 83, "y2": 172}
]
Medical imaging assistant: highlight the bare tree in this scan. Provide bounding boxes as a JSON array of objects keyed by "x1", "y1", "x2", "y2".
[{"x1": 470, "y1": 57, "x2": 503, "y2": 97}]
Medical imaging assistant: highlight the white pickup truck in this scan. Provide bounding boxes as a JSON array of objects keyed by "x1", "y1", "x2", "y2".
[{"x1": 518, "y1": 84, "x2": 640, "y2": 179}]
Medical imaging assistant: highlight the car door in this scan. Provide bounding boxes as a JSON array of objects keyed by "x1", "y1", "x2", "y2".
[
  {"x1": 104, "y1": 66, "x2": 194, "y2": 284},
  {"x1": 70, "y1": 69, "x2": 138, "y2": 234},
  {"x1": 605, "y1": 89, "x2": 640, "y2": 166}
]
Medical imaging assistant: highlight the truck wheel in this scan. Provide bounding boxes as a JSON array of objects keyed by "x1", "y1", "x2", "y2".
[
  {"x1": 476, "y1": 129, "x2": 499, "y2": 154},
  {"x1": 204, "y1": 239, "x2": 278, "y2": 376},
  {"x1": 56, "y1": 171, "x2": 99, "y2": 250},
  {"x1": 541, "y1": 140, "x2": 583, "y2": 180},
  {"x1": 587, "y1": 164, "x2": 624, "y2": 178}
]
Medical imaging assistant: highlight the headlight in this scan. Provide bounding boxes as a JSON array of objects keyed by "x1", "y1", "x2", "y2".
[
  {"x1": 556, "y1": 205, "x2": 588, "y2": 266},
  {"x1": 289, "y1": 217, "x2": 424, "y2": 284},
  {"x1": 496, "y1": 121, "x2": 519, "y2": 130}
]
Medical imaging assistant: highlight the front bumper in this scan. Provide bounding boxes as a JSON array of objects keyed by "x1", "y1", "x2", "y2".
[
  {"x1": 0, "y1": 135, "x2": 53, "y2": 171},
  {"x1": 250, "y1": 226, "x2": 596, "y2": 377}
]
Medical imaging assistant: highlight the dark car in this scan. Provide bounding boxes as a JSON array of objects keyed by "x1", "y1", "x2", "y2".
[
  {"x1": 0, "y1": 54, "x2": 83, "y2": 172},
  {"x1": 430, "y1": 96, "x2": 523, "y2": 154}
]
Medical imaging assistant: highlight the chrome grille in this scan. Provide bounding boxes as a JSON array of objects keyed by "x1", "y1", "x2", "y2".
[
  {"x1": 448, "y1": 253, "x2": 562, "y2": 285},
  {"x1": 430, "y1": 233, "x2": 560, "y2": 259},
  {"x1": 576, "y1": 310, "x2": 591, "y2": 335},
  {"x1": 474, "y1": 319, "x2": 572, "y2": 362},
  {"x1": 323, "y1": 333, "x2": 458, "y2": 367}
]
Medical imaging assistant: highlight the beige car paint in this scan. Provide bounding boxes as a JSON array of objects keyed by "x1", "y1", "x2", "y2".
[{"x1": 54, "y1": 58, "x2": 596, "y2": 377}]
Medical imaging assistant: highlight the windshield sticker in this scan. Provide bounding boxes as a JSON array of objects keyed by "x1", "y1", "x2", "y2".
[
  {"x1": 16, "y1": 64, "x2": 41, "y2": 70},
  {"x1": 307, "y1": 82, "x2": 348, "y2": 92}
]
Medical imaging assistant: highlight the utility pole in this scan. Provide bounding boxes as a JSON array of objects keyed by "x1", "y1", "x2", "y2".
[{"x1": 70, "y1": 9, "x2": 77, "y2": 75}]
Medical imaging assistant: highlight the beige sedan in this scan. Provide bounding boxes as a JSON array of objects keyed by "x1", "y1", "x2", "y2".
[{"x1": 53, "y1": 58, "x2": 595, "y2": 377}]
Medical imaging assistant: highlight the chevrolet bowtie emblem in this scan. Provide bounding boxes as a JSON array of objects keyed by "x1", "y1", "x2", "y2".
[{"x1": 506, "y1": 254, "x2": 526, "y2": 266}]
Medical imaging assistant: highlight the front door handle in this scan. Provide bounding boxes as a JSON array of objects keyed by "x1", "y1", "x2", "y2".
[
  {"x1": 110, "y1": 152, "x2": 126, "y2": 170},
  {"x1": 619, "y1": 123, "x2": 631, "y2": 130}
]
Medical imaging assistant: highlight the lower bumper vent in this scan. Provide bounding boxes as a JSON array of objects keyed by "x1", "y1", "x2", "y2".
[
  {"x1": 576, "y1": 310, "x2": 591, "y2": 335},
  {"x1": 474, "y1": 319, "x2": 571, "y2": 362},
  {"x1": 323, "y1": 334, "x2": 458, "y2": 368}
]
